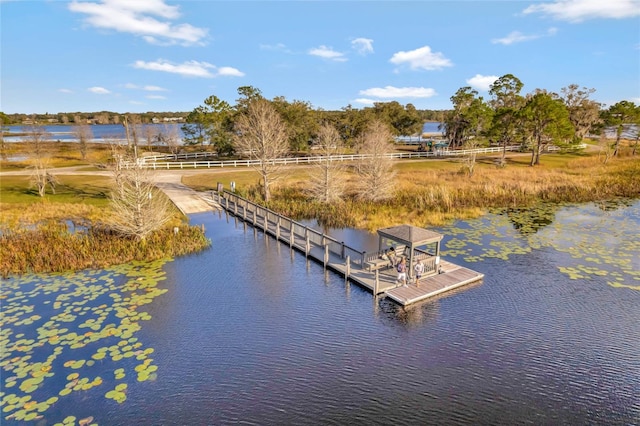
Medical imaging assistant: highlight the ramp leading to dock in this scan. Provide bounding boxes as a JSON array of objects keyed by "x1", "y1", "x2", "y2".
[{"x1": 154, "y1": 175, "x2": 220, "y2": 215}]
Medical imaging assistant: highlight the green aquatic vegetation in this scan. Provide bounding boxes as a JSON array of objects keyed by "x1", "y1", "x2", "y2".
[
  {"x1": 0, "y1": 261, "x2": 168, "y2": 424},
  {"x1": 439, "y1": 201, "x2": 639, "y2": 290}
]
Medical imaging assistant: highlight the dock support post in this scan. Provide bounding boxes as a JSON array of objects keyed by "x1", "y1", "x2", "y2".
[
  {"x1": 289, "y1": 221, "x2": 294, "y2": 248},
  {"x1": 253, "y1": 210, "x2": 257, "y2": 226},
  {"x1": 374, "y1": 270, "x2": 379, "y2": 294},
  {"x1": 324, "y1": 244, "x2": 329, "y2": 268},
  {"x1": 305, "y1": 228, "x2": 310, "y2": 257},
  {"x1": 234, "y1": 200, "x2": 238, "y2": 215},
  {"x1": 341, "y1": 242, "x2": 345, "y2": 259},
  {"x1": 276, "y1": 215, "x2": 281, "y2": 240},
  {"x1": 242, "y1": 203, "x2": 247, "y2": 221},
  {"x1": 345, "y1": 256, "x2": 350, "y2": 279},
  {"x1": 263, "y1": 210, "x2": 268, "y2": 233}
]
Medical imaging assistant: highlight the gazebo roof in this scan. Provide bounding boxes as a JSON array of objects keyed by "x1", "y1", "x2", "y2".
[{"x1": 377, "y1": 224, "x2": 443, "y2": 247}]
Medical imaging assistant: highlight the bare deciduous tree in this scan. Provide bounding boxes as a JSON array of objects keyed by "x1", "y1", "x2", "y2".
[
  {"x1": 461, "y1": 137, "x2": 481, "y2": 177},
  {"x1": 142, "y1": 124, "x2": 158, "y2": 149},
  {"x1": 0, "y1": 129, "x2": 6, "y2": 161},
  {"x1": 24, "y1": 123, "x2": 57, "y2": 196},
  {"x1": 23, "y1": 123, "x2": 51, "y2": 159},
  {"x1": 122, "y1": 114, "x2": 141, "y2": 156},
  {"x1": 597, "y1": 132, "x2": 615, "y2": 164},
  {"x1": 309, "y1": 122, "x2": 346, "y2": 203},
  {"x1": 355, "y1": 120, "x2": 395, "y2": 201},
  {"x1": 73, "y1": 124, "x2": 93, "y2": 160},
  {"x1": 233, "y1": 98, "x2": 289, "y2": 202},
  {"x1": 30, "y1": 158, "x2": 59, "y2": 197},
  {"x1": 109, "y1": 146, "x2": 172, "y2": 240},
  {"x1": 159, "y1": 124, "x2": 181, "y2": 155}
]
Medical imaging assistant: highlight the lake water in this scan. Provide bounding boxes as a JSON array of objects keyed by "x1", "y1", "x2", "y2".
[
  {"x1": 1, "y1": 201, "x2": 639, "y2": 425},
  {"x1": 2, "y1": 124, "x2": 184, "y2": 144},
  {"x1": 4, "y1": 123, "x2": 445, "y2": 144}
]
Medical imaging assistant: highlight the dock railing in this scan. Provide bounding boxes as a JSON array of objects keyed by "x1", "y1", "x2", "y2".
[{"x1": 215, "y1": 190, "x2": 367, "y2": 268}]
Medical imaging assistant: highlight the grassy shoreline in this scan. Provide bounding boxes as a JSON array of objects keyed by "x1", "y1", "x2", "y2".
[
  {"x1": 1, "y1": 145, "x2": 638, "y2": 275},
  {"x1": 182, "y1": 152, "x2": 640, "y2": 231}
]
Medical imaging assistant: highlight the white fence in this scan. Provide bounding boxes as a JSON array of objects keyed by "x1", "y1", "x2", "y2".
[{"x1": 132, "y1": 146, "x2": 525, "y2": 170}]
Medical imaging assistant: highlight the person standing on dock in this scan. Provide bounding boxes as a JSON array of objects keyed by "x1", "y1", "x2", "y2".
[
  {"x1": 414, "y1": 260, "x2": 425, "y2": 284},
  {"x1": 397, "y1": 257, "x2": 407, "y2": 286}
]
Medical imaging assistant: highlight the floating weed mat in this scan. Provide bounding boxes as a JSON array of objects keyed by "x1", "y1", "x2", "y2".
[
  {"x1": 0, "y1": 260, "x2": 168, "y2": 424},
  {"x1": 438, "y1": 200, "x2": 640, "y2": 289}
]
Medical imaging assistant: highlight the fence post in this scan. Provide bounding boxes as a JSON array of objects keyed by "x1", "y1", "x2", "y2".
[
  {"x1": 361, "y1": 251, "x2": 366, "y2": 268},
  {"x1": 263, "y1": 210, "x2": 268, "y2": 232},
  {"x1": 276, "y1": 215, "x2": 281, "y2": 239},
  {"x1": 253, "y1": 209, "x2": 257, "y2": 226}
]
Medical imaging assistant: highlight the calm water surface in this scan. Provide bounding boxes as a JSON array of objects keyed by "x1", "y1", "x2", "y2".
[{"x1": 2, "y1": 201, "x2": 639, "y2": 425}]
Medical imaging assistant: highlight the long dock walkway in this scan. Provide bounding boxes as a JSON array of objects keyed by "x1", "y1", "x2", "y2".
[
  {"x1": 215, "y1": 191, "x2": 484, "y2": 306},
  {"x1": 154, "y1": 174, "x2": 221, "y2": 214}
]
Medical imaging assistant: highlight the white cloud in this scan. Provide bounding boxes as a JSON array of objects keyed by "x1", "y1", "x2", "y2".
[
  {"x1": 146, "y1": 95, "x2": 166, "y2": 100},
  {"x1": 359, "y1": 86, "x2": 437, "y2": 98},
  {"x1": 132, "y1": 59, "x2": 244, "y2": 78},
  {"x1": 492, "y1": 27, "x2": 558, "y2": 45},
  {"x1": 308, "y1": 45, "x2": 347, "y2": 62},
  {"x1": 466, "y1": 74, "x2": 499, "y2": 91},
  {"x1": 143, "y1": 85, "x2": 167, "y2": 91},
  {"x1": 88, "y1": 86, "x2": 110, "y2": 94},
  {"x1": 351, "y1": 38, "x2": 374, "y2": 55},
  {"x1": 58, "y1": 88, "x2": 73, "y2": 94},
  {"x1": 522, "y1": 0, "x2": 640, "y2": 22},
  {"x1": 216, "y1": 66, "x2": 245, "y2": 77},
  {"x1": 68, "y1": 0, "x2": 208, "y2": 46},
  {"x1": 492, "y1": 31, "x2": 539, "y2": 45},
  {"x1": 389, "y1": 46, "x2": 453, "y2": 71},
  {"x1": 260, "y1": 43, "x2": 292, "y2": 53},
  {"x1": 124, "y1": 83, "x2": 168, "y2": 91},
  {"x1": 354, "y1": 98, "x2": 376, "y2": 106}
]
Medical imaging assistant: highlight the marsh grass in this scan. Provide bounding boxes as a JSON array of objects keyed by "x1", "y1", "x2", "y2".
[
  {"x1": 214, "y1": 154, "x2": 640, "y2": 231},
  {"x1": 0, "y1": 168, "x2": 208, "y2": 276},
  {"x1": 0, "y1": 220, "x2": 210, "y2": 277}
]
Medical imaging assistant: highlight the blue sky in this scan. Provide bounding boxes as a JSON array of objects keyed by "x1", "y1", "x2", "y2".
[{"x1": 2, "y1": 0, "x2": 639, "y2": 114}]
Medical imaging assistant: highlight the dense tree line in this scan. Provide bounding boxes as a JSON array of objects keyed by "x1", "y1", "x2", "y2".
[
  {"x1": 441, "y1": 75, "x2": 639, "y2": 166},
  {"x1": 180, "y1": 85, "x2": 435, "y2": 154}
]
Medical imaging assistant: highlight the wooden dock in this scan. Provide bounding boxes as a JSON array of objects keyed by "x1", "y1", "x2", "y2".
[{"x1": 214, "y1": 191, "x2": 484, "y2": 306}]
